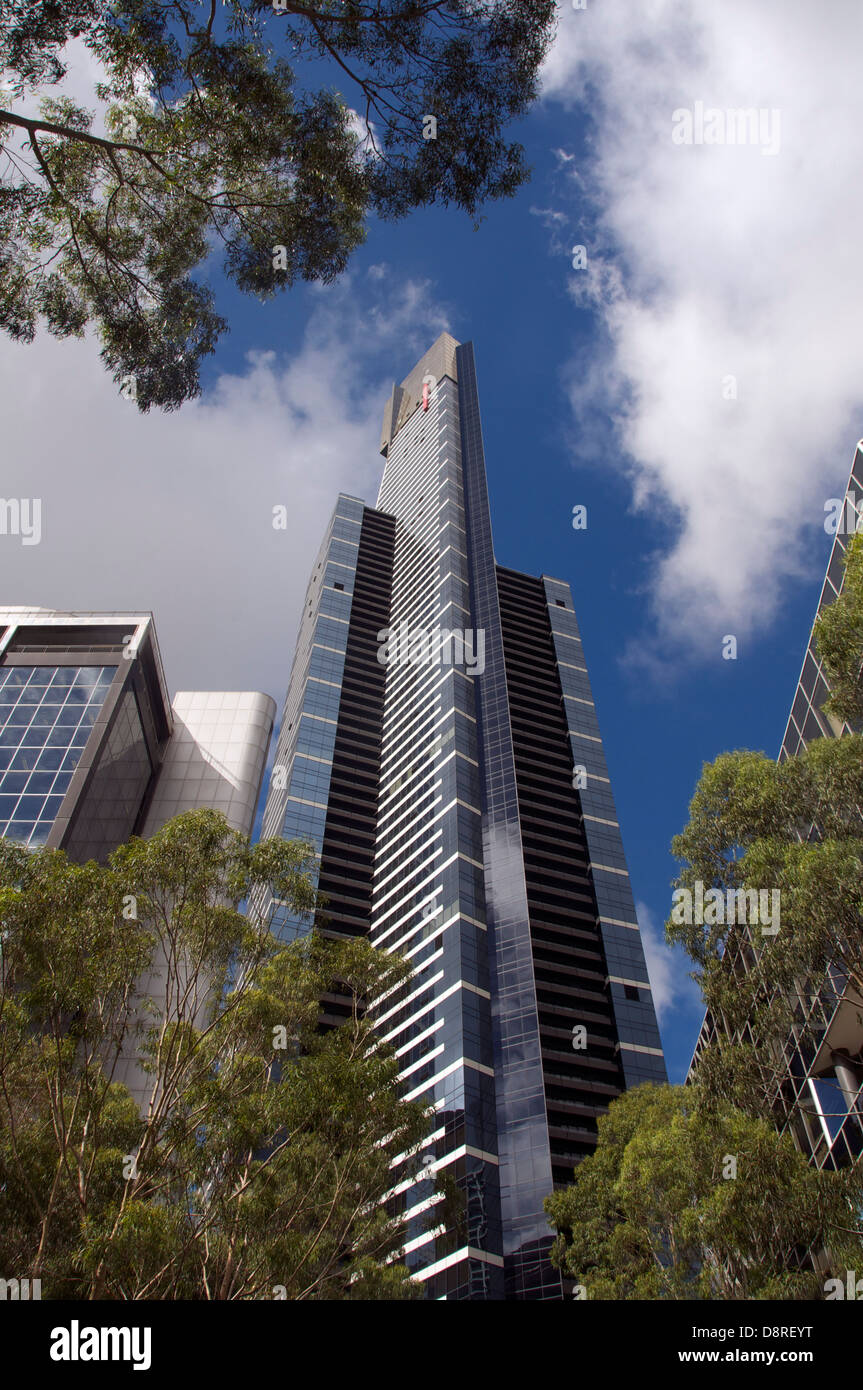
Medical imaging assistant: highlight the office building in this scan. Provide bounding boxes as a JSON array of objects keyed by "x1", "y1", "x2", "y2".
[
  {"x1": 689, "y1": 443, "x2": 863, "y2": 1170},
  {"x1": 0, "y1": 608, "x2": 276, "y2": 1114},
  {"x1": 0, "y1": 607, "x2": 274, "y2": 857}
]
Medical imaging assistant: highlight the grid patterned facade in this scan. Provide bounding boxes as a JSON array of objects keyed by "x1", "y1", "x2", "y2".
[
  {"x1": 254, "y1": 496, "x2": 395, "y2": 959},
  {"x1": 256, "y1": 335, "x2": 666, "y2": 1298},
  {"x1": 373, "y1": 340, "x2": 502, "y2": 1299},
  {"x1": 0, "y1": 609, "x2": 274, "y2": 870},
  {"x1": 689, "y1": 443, "x2": 863, "y2": 1171},
  {"x1": 780, "y1": 444, "x2": 863, "y2": 760},
  {"x1": 497, "y1": 569, "x2": 663, "y2": 1184},
  {"x1": 0, "y1": 664, "x2": 115, "y2": 847},
  {"x1": 0, "y1": 610, "x2": 171, "y2": 861}
]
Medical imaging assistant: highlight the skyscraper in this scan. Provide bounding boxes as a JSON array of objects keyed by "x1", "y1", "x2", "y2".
[
  {"x1": 256, "y1": 334, "x2": 666, "y2": 1299},
  {"x1": 688, "y1": 442, "x2": 863, "y2": 1170}
]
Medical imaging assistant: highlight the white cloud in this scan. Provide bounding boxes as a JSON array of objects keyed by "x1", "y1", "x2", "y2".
[
  {"x1": 345, "y1": 106, "x2": 381, "y2": 162},
  {"x1": 0, "y1": 276, "x2": 452, "y2": 706},
  {"x1": 529, "y1": 204, "x2": 571, "y2": 255},
  {"x1": 542, "y1": 0, "x2": 863, "y2": 659},
  {"x1": 636, "y1": 900, "x2": 700, "y2": 1024},
  {"x1": 2, "y1": 34, "x2": 111, "y2": 131},
  {"x1": 530, "y1": 206, "x2": 567, "y2": 227},
  {"x1": 1, "y1": 40, "x2": 454, "y2": 708}
]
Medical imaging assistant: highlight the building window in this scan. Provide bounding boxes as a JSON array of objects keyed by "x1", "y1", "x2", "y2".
[
  {"x1": 555, "y1": 599, "x2": 566, "y2": 608},
  {"x1": 0, "y1": 664, "x2": 116, "y2": 848},
  {"x1": 624, "y1": 984, "x2": 640, "y2": 1001},
  {"x1": 333, "y1": 582, "x2": 344, "y2": 591}
]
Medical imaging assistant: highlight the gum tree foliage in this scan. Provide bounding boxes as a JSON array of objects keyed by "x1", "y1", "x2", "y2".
[
  {"x1": 665, "y1": 534, "x2": 863, "y2": 1119},
  {"x1": 0, "y1": 0, "x2": 556, "y2": 409},
  {"x1": 814, "y1": 532, "x2": 863, "y2": 727},
  {"x1": 545, "y1": 1084, "x2": 863, "y2": 1301},
  {"x1": 0, "y1": 808, "x2": 433, "y2": 1299}
]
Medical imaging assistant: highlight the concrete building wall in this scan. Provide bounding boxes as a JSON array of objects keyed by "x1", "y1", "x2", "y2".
[
  {"x1": 142, "y1": 691, "x2": 275, "y2": 836},
  {"x1": 116, "y1": 690, "x2": 276, "y2": 1110}
]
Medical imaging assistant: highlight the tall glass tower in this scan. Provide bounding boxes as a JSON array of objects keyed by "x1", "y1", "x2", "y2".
[{"x1": 257, "y1": 335, "x2": 666, "y2": 1298}]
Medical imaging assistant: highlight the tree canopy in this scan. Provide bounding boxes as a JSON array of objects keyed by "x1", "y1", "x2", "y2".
[
  {"x1": 545, "y1": 1084, "x2": 863, "y2": 1300},
  {"x1": 547, "y1": 536, "x2": 863, "y2": 1302},
  {"x1": 0, "y1": 808, "x2": 434, "y2": 1298},
  {"x1": 666, "y1": 531, "x2": 863, "y2": 1125},
  {"x1": 814, "y1": 532, "x2": 863, "y2": 727},
  {"x1": 0, "y1": 0, "x2": 556, "y2": 409}
]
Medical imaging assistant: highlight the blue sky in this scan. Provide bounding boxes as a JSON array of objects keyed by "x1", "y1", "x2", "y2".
[{"x1": 3, "y1": 1, "x2": 863, "y2": 1081}]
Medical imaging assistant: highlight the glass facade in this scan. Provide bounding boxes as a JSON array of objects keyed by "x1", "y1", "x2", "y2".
[
  {"x1": 0, "y1": 611, "x2": 174, "y2": 864},
  {"x1": 373, "y1": 345, "x2": 503, "y2": 1298},
  {"x1": 779, "y1": 444, "x2": 863, "y2": 760},
  {"x1": 459, "y1": 344, "x2": 665, "y2": 1297},
  {"x1": 0, "y1": 664, "x2": 115, "y2": 847},
  {"x1": 542, "y1": 577, "x2": 666, "y2": 1091},
  {"x1": 255, "y1": 495, "x2": 373, "y2": 945},
  {"x1": 458, "y1": 343, "x2": 558, "y2": 1298},
  {"x1": 689, "y1": 443, "x2": 863, "y2": 1172},
  {"x1": 63, "y1": 686, "x2": 154, "y2": 864},
  {"x1": 256, "y1": 334, "x2": 666, "y2": 1297}
]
